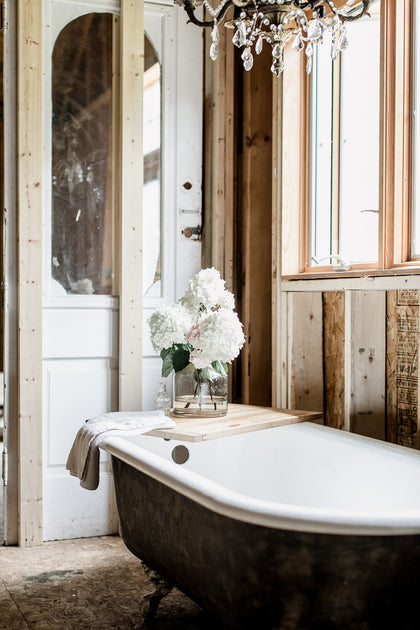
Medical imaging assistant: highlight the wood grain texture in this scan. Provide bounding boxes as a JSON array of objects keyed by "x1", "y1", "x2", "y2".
[
  {"x1": 386, "y1": 289, "x2": 420, "y2": 449},
  {"x1": 346, "y1": 291, "x2": 386, "y2": 440},
  {"x1": 272, "y1": 77, "x2": 281, "y2": 408},
  {"x1": 17, "y1": 0, "x2": 43, "y2": 546},
  {"x1": 379, "y1": 0, "x2": 396, "y2": 269},
  {"x1": 203, "y1": 26, "x2": 235, "y2": 292},
  {"x1": 393, "y1": 0, "x2": 413, "y2": 264},
  {"x1": 323, "y1": 291, "x2": 345, "y2": 429},
  {"x1": 203, "y1": 26, "x2": 236, "y2": 402},
  {"x1": 147, "y1": 403, "x2": 323, "y2": 442},
  {"x1": 237, "y1": 46, "x2": 272, "y2": 407},
  {"x1": 281, "y1": 50, "x2": 307, "y2": 275},
  {"x1": 288, "y1": 292, "x2": 323, "y2": 412},
  {"x1": 118, "y1": 0, "x2": 144, "y2": 411}
]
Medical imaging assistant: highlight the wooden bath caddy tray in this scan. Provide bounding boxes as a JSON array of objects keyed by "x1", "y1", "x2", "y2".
[{"x1": 147, "y1": 404, "x2": 323, "y2": 442}]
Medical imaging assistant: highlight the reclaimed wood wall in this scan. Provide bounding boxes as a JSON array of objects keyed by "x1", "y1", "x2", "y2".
[
  {"x1": 204, "y1": 39, "x2": 273, "y2": 408},
  {"x1": 287, "y1": 288, "x2": 420, "y2": 449}
]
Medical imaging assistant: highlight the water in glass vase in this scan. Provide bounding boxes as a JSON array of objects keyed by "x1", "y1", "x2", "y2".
[{"x1": 173, "y1": 367, "x2": 228, "y2": 417}]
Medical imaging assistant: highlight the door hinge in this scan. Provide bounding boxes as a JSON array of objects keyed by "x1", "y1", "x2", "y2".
[
  {"x1": 2, "y1": 447, "x2": 7, "y2": 487},
  {"x1": 1, "y1": 1, "x2": 8, "y2": 32}
]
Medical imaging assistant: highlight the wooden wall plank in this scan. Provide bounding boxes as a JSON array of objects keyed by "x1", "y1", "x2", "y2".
[
  {"x1": 17, "y1": 0, "x2": 43, "y2": 545},
  {"x1": 288, "y1": 292, "x2": 323, "y2": 412},
  {"x1": 238, "y1": 46, "x2": 273, "y2": 407},
  {"x1": 272, "y1": 76, "x2": 282, "y2": 408},
  {"x1": 386, "y1": 289, "x2": 420, "y2": 449},
  {"x1": 118, "y1": 0, "x2": 144, "y2": 411},
  {"x1": 347, "y1": 291, "x2": 386, "y2": 440},
  {"x1": 323, "y1": 291, "x2": 345, "y2": 429},
  {"x1": 203, "y1": 27, "x2": 236, "y2": 401},
  {"x1": 203, "y1": 26, "x2": 235, "y2": 291}
]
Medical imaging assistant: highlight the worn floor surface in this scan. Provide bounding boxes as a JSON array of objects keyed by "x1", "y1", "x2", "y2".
[{"x1": 0, "y1": 535, "x2": 223, "y2": 630}]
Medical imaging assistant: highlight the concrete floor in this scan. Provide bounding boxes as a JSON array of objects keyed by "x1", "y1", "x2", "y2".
[{"x1": 0, "y1": 535, "x2": 223, "y2": 630}]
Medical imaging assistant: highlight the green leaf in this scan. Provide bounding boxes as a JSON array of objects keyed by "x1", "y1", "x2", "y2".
[
  {"x1": 173, "y1": 347, "x2": 191, "y2": 373},
  {"x1": 161, "y1": 350, "x2": 175, "y2": 377},
  {"x1": 201, "y1": 367, "x2": 213, "y2": 382},
  {"x1": 160, "y1": 347, "x2": 172, "y2": 360},
  {"x1": 221, "y1": 361, "x2": 229, "y2": 374},
  {"x1": 211, "y1": 361, "x2": 225, "y2": 376}
]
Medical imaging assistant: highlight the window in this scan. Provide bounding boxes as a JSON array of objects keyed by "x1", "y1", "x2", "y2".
[
  {"x1": 281, "y1": 0, "x2": 417, "y2": 277},
  {"x1": 310, "y1": 4, "x2": 381, "y2": 268}
]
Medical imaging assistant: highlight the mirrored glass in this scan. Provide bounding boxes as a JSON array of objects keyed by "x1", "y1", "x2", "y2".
[
  {"x1": 143, "y1": 35, "x2": 162, "y2": 297},
  {"x1": 51, "y1": 13, "x2": 114, "y2": 295}
]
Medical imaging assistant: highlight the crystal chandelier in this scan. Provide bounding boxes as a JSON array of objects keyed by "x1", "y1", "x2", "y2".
[{"x1": 175, "y1": 0, "x2": 372, "y2": 76}]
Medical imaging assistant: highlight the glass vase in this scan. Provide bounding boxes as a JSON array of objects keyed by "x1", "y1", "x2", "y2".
[{"x1": 173, "y1": 366, "x2": 228, "y2": 418}]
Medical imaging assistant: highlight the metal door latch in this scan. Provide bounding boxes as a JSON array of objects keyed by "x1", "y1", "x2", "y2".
[{"x1": 182, "y1": 226, "x2": 202, "y2": 241}]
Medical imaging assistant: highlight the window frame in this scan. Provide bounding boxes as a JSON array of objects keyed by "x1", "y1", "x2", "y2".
[{"x1": 281, "y1": 0, "x2": 416, "y2": 279}]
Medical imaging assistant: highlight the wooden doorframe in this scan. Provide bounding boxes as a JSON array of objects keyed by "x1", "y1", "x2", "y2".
[
  {"x1": 13, "y1": 0, "x2": 144, "y2": 546},
  {"x1": 119, "y1": 0, "x2": 144, "y2": 412},
  {"x1": 17, "y1": 0, "x2": 43, "y2": 547}
]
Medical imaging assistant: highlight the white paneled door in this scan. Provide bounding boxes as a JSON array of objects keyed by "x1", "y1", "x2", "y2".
[{"x1": 41, "y1": 0, "x2": 202, "y2": 541}]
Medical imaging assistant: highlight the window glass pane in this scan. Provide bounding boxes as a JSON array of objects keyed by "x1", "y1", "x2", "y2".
[
  {"x1": 310, "y1": 31, "x2": 334, "y2": 263},
  {"x1": 413, "y1": 1, "x2": 420, "y2": 256},
  {"x1": 309, "y1": 3, "x2": 380, "y2": 268},
  {"x1": 51, "y1": 14, "x2": 114, "y2": 295},
  {"x1": 143, "y1": 36, "x2": 162, "y2": 297},
  {"x1": 339, "y1": 5, "x2": 380, "y2": 264}
]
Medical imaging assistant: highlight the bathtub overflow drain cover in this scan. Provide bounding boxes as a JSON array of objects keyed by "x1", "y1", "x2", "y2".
[{"x1": 172, "y1": 445, "x2": 189, "y2": 465}]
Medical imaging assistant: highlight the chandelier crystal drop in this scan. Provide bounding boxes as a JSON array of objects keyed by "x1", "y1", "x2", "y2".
[{"x1": 175, "y1": 0, "x2": 372, "y2": 76}]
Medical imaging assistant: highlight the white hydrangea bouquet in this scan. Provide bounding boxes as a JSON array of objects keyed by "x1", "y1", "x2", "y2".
[{"x1": 148, "y1": 268, "x2": 245, "y2": 415}]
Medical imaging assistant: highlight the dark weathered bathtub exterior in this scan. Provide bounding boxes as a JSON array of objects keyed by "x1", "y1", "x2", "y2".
[{"x1": 112, "y1": 456, "x2": 420, "y2": 630}]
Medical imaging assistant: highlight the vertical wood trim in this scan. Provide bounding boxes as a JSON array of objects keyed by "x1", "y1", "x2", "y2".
[
  {"x1": 112, "y1": 16, "x2": 121, "y2": 297},
  {"x1": 272, "y1": 75, "x2": 282, "y2": 408},
  {"x1": 203, "y1": 27, "x2": 235, "y2": 290},
  {"x1": 119, "y1": 0, "x2": 144, "y2": 410},
  {"x1": 386, "y1": 289, "x2": 420, "y2": 448},
  {"x1": 238, "y1": 47, "x2": 273, "y2": 407},
  {"x1": 3, "y1": 0, "x2": 19, "y2": 545},
  {"x1": 323, "y1": 291, "x2": 345, "y2": 429},
  {"x1": 300, "y1": 58, "x2": 310, "y2": 272},
  {"x1": 281, "y1": 50, "x2": 307, "y2": 275},
  {"x1": 394, "y1": 0, "x2": 413, "y2": 263},
  {"x1": 203, "y1": 27, "x2": 235, "y2": 400},
  {"x1": 17, "y1": 0, "x2": 43, "y2": 545},
  {"x1": 379, "y1": 0, "x2": 396, "y2": 269},
  {"x1": 331, "y1": 59, "x2": 341, "y2": 255}
]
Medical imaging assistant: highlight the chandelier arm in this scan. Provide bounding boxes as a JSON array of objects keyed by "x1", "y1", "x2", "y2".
[
  {"x1": 180, "y1": 0, "x2": 235, "y2": 27},
  {"x1": 332, "y1": 0, "x2": 372, "y2": 22}
]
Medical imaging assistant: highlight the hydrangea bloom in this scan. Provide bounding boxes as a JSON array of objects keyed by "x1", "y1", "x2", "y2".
[
  {"x1": 148, "y1": 303, "x2": 192, "y2": 353},
  {"x1": 148, "y1": 268, "x2": 245, "y2": 377},
  {"x1": 181, "y1": 267, "x2": 235, "y2": 313},
  {"x1": 188, "y1": 309, "x2": 245, "y2": 369}
]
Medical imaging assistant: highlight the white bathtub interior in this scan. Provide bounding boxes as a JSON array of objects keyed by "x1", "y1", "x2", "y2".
[{"x1": 107, "y1": 423, "x2": 420, "y2": 514}]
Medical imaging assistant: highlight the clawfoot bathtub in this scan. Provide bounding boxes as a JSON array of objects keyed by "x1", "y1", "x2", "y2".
[{"x1": 101, "y1": 422, "x2": 420, "y2": 629}]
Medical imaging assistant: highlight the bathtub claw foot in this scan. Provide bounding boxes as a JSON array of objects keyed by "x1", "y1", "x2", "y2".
[{"x1": 140, "y1": 562, "x2": 174, "y2": 623}]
